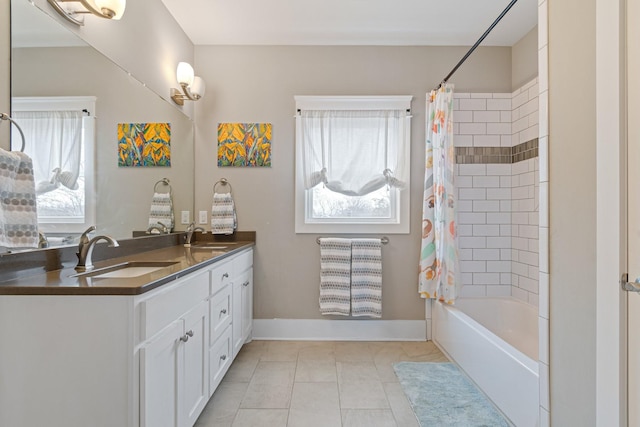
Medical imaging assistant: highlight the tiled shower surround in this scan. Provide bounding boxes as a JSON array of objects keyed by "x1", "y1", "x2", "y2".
[{"x1": 454, "y1": 78, "x2": 540, "y2": 306}]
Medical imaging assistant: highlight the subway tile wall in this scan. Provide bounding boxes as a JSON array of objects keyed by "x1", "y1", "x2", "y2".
[
  {"x1": 454, "y1": 78, "x2": 540, "y2": 306},
  {"x1": 511, "y1": 157, "x2": 540, "y2": 306}
]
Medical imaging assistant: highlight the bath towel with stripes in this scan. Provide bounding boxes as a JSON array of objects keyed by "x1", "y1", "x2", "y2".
[
  {"x1": 148, "y1": 192, "x2": 174, "y2": 232},
  {"x1": 351, "y1": 238, "x2": 383, "y2": 318},
  {"x1": 0, "y1": 149, "x2": 39, "y2": 248},
  {"x1": 319, "y1": 238, "x2": 352, "y2": 316},
  {"x1": 211, "y1": 192, "x2": 237, "y2": 234}
]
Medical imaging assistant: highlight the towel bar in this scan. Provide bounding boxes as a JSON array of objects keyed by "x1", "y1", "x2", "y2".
[{"x1": 316, "y1": 236, "x2": 389, "y2": 245}]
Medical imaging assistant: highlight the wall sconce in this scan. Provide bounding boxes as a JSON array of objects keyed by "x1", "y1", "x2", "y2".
[
  {"x1": 170, "y1": 62, "x2": 206, "y2": 106},
  {"x1": 46, "y1": 0, "x2": 126, "y2": 26}
]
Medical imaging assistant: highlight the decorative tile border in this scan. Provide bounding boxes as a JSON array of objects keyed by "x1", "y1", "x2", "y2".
[{"x1": 455, "y1": 138, "x2": 538, "y2": 164}]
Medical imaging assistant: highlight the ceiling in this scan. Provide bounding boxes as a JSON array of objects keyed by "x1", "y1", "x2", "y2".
[{"x1": 160, "y1": 0, "x2": 538, "y2": 47}]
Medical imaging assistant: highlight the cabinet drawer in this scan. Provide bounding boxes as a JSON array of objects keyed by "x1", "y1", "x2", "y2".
[
  {"x1": 234, "y1": 249, "x2": 253, "y2": 275},
  {"x1": 209, "y1": 286, "x2": 232, "y2": 343},
  {"x1": 209, "y1": 326, "x2": 232, "y2": 397},
  {"x1": 141, "y1": 270, "x2": 209, "y2": 341},
  {"x1": 210, "y1": 261, "x2": 233, "y2": 295}
]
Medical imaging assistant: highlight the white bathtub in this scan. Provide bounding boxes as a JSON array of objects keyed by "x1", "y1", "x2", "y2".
[{"x1": 432, "y1": 297, "x2": 539, "y2": 427}]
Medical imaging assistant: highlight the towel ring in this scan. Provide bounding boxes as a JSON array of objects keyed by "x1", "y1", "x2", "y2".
[
  {"x1": 213, "y1": 178, "x2": 233, "y2": 194},
  {"x1": 154, "y1": 178, "x2": 172, "y2": 195},
  {"x1": 0, "y1": 113, "x2": 26, "y2": 153}
]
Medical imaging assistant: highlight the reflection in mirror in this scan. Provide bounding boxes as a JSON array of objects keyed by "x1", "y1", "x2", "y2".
[{"x1": 10, "y1": 0, "x2": 194, "y2": 250}]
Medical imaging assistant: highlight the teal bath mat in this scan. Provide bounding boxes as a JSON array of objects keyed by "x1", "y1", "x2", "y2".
[{"x1": 393, "y1": 362, "x2": 510, "y2": 427}]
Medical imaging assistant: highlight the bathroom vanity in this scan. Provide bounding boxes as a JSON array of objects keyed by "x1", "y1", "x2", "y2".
[{"x1": 0, "y1": 238, "x2": 254, "y2": 427}]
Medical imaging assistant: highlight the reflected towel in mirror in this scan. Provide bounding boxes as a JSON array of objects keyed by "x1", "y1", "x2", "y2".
[
  {"x1": 148, "y1": 192, "x2": 174, "y2": 232},
  {"x1": 0, "y1": 148, "x2": 39, "y2": 248}
]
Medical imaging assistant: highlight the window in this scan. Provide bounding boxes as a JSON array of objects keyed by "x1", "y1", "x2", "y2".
[
  {"x1": 11, "y1": 97, "x2": 96, "y2": 234},
  {"x1": 295, "y1": 96, "x2": 412, "y2": 234}
]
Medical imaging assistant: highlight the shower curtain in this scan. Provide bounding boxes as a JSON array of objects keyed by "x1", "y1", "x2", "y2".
[{"x1": 419, "y1": 84, "x2": 459, "y2": 304}]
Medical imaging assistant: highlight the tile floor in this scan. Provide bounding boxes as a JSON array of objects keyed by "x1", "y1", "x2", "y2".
[{"x1": 194, "y1": 340, "x2": 448, "y2": 427}]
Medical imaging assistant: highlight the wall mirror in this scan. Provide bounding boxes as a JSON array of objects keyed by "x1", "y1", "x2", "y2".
[{"x1": 9, "y1": 0, "x2": 195, "y2": 249}]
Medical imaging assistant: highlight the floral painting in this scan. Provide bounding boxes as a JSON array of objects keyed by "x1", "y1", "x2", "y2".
[
  {"x1": 118, "y1": 122, "x2": 171, "y2": 167},
  {"x1": 217, "y1": 123, "x2": 271, "y2": 167}
]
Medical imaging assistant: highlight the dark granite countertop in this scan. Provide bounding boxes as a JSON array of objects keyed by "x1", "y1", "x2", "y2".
[{"x1": 0, "y1": 233, "x2": 254, "y2": 296}]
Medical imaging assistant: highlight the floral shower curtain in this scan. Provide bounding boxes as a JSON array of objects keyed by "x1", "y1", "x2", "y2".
[{"x1": 419, "y1": 84, "x2": 459, "y2": 304}]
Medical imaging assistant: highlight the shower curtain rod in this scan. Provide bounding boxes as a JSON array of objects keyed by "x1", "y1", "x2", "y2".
[{"x1": 434, "y1": 0, "x2": 519, "y2": 91}]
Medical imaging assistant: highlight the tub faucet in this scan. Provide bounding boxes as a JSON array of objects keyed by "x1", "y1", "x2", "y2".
[
  {"x1": 146, "y1": 222, "x2": 169, "y2": 234},
  {"x1": 75, "y1": 226, "x2": 120, "y2": 271},
  {"x1": 185, "y1": 222, "x2": 206, "y2": 247}
]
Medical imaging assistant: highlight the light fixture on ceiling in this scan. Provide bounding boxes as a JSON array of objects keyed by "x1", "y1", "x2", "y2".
[
  {"x1": 171, "y1": 62, "x2": 206, "y2": 106},
  {"x1": 46, "y1": 0, "x2": 126, "y2": 26}
]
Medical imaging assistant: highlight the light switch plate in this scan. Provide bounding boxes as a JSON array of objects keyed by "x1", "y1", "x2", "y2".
[
  {"x1": 181, "y1": 211, "x2": 190, "y2": 224},
  {"x1": 199, "y1": 210, "x2": 208, "y2": 224}
]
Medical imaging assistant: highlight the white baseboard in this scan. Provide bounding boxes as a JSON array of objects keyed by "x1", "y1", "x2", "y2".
[{"x1": 252, "y1": 319, "x2": 427, "y2": 341}]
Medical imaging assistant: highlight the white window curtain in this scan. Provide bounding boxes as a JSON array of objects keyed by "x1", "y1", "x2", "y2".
[
  {"x1": 300, "y1": 110, "x2": 409, "y2": 197},
  {"x1": 12, "y1": 111, "x2": 83, "y2": 195}
]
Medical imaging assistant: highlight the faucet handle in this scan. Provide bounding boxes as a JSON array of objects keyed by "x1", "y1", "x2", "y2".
[
  {"x1": 158, "y1": 222, "x2": 169, "y2": 233},
  {"x1": 79, "y1": 226, "x2": 96, "y2": 246}
]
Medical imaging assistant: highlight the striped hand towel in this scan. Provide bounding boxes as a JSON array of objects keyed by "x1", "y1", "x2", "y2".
[
  {"x1": 319, "y1": 237, "x2": 352, "y2": 316},
  {"x1": 211, "y1": 192, "x2": 236, "y2": 235},
  {"x1": 351, "y1": 238, "x2": 382, "y2": 318},
  {"x1": 148, "y1": 192, "x2": 174, "y2": 232},
  {"x1": 0, "y1": 149, "x2": 39, "y2": 248}
]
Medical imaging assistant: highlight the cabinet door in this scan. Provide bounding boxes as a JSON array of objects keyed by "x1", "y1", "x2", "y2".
[
  {"x1": 141, "y1": 320, "x2": 183, "y2": 427},
  {"x1": 240, "y1": 269, "x2": 253, "y2": 344},
  {"x1": 232, "y1": 280, "x2": 243, "y2": 358},
  {"x1": 182, "y1": 300, "x2": 209, "y2": 427}
]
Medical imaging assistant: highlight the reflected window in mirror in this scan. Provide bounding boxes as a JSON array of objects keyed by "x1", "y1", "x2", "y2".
[{"x1": 11, "y1": 97, "x2": 96, "y2": 234}]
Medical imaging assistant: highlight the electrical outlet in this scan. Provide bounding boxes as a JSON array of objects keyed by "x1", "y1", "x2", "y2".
[
  {"x1": 181, "y1": 211, "x2": 190, "y2": 224},
  {"x1": 199, "y1": 210, "x2": 208, "y2": 224}
]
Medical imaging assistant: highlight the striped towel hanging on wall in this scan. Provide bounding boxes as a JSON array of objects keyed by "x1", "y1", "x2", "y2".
[
  {"x1": 350, "y1": 238, "x2": 383, "y2": 318},
  {"x1": 319, "y1": 237, "x2": 352, "y2": 316},
  {"x1": 211, "y1": 192, "x2": 237, "y2": 235}
]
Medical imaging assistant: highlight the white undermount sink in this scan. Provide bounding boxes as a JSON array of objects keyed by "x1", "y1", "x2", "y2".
[{"x1": 71, "y1": 261, "x2": 179, "y2": 279}]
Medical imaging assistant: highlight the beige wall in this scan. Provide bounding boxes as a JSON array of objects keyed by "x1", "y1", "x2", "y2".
[
  {"x1": 193, "y1": 45, "x2": 512, "y2": 320},
  {"x1": 549, "y1": 0, "x2": 597, "y2": 424},
  {"x1": 512, "y1": 26, "x2": 538, "y2": 91}
]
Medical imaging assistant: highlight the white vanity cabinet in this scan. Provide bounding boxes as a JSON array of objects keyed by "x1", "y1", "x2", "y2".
[
  {"x1": 139, "y1": 247, "x2": 253, "y2": 427},
  {"x1": 233, "y1": 269, "x2": 253, "y2": 357},
  {"x1": 0, "y1": 246, "x2": 254, "y2": 427},
  {"x1": 139, "y1": 269, "x2": 210, "y2": 427},
  {"x1": 208, "y1": 258, "x2": 234, "y2": 395},
  {"x1": 208, "y1": 248, "x2": 254, "y2": 391},
  {"x1": 232, "y1": 250, "x2": 254, "y2": 358}
]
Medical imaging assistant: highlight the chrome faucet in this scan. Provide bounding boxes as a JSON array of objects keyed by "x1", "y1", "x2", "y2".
[
  {"x1": 75, "y1": 226, "x2": 120, "y2": 271},
  {"x1": 146, "y1": 221, "x2": 169, "y2": 234},
  {"x1": 184, "y1": 222, "x2": 206, "y2": 247},
  {"x1": 38, "y1": 231, "x2": 49, "y2": 248}
]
